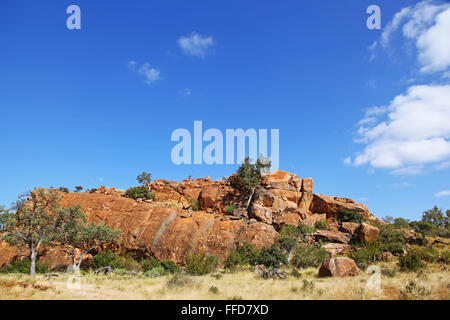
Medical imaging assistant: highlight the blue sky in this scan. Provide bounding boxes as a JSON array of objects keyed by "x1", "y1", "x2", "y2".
[{"x1": 1, "y1": 0, "x2": 450, "y2": 221}]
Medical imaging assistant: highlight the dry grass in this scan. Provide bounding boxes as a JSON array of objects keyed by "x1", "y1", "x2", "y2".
[{"x1": 0, "y1": 263, "x2": 448, "y2": 300}]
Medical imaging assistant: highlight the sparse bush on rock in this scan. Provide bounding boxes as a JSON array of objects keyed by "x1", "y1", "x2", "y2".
[
  {"x1": 185, "y1": 252, "x2": 218, "y2": 275},
  {"x1": 124, "y1": 186, "x2": 155, "y2": 200}
]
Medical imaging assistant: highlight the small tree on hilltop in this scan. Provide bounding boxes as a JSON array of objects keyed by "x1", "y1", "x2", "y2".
[
  {"x1": 137, "y1": 171, "x2": 152, "y2": 190},
  {"x1": 74, "y1": 186, "x2": 83, "y2": 192},
  {"x1": 54, "y1": 204, "x2": 121, "y2": 271},
  {"x1": 232, "y1": 156, "x2": 271, "y2": 209},
  {"x1": 422, "y1": 205, "x2": 448, "y2": 228},
  {"x1": 0, "y1": 189, "x2": 62, "y2": 277}
]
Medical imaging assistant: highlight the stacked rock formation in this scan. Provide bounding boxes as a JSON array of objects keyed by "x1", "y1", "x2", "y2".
[{"x1": 0, "y1": 170, "x2": 383, "y2": 269}]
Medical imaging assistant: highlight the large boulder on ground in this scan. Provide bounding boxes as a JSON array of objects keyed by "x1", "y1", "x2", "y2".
[
  {"x1": 357, "y1": 223, "x2": 380, "y2": 242},
  {"x1": 319, "y1": 257, "x2": 361, "y2": 277}
]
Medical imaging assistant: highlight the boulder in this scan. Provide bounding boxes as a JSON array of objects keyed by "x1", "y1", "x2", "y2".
[
  {"x1": 340, "y1": 222, "x2": 361, "y2": 235},
  {"x1": 301, "y1": 178, "x2": 314, "y2": 193},
  {"x1": 313, "y1": 230, "x2": 351, "y2": 244},
  {"x1": 289, "y1": 174, "x2": 302, "y2": 191},
  {"x1": 251, "y1": 204, "x2": 273, "y2": 224},
  {"x1": 357, "y1": 223, "x2": 380, "y2": 242},
  {"x1": 199, "y1": 185, "x2": 219, "y2": 210},
  {"x1": 261, "y1": 170, "x2": 293, "y2": 190},
  {"x1": 382, "y1": 252, "x2": 393, "y2": 260},
  {"x1": 319, "y1": 257, "x2": 361, "y2": 277},
  {"x1": 272, "y1": 211, "x2": 302, "y2": 228},
  {"x1": 310, "y1": 194, "x2": 373, "y2": 221}
]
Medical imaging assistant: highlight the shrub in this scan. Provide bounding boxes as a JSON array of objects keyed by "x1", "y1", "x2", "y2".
[
  {"x1": 74, "y1": 186, "x2": 83, "y2": 192},
  {"x1": 160, "y1": 260, "x2": 181, "y2": 274},
  {"x1": 224, "y1": 250, "x2": 243, "y2": 271},
  {"x1": 297, "y1": 223, "x2": 316, "y2": 235},
  {"x1": 89, "y1": 188, "x2": 97, "y2": 194},
  {"x1": 125, "y1": 187, "x2": 155, "y2": 200},
  {"x1": 59, "y1": 187, "x2": 70, "y2": 193},
  {"x1": 141, "y1": 257, "x2": 162, "y2": 272},
  {"x1": 394, "y1": 218, "x2": 410, "y2": 228},
  {"x1": 225, "y1": 205, "x2": 235, "y2": 215},
  {"x1": 401, "y1": 280, "x2": 431, "y2": 300},
  {"x1": 256, "y1": 245, "x2": 287, "y2": 268},
  {"x1": 291, "y1": 245, "x2": 327, "y2": 269},
  {"x1": 351, "y1": 241, "x2": 384, "y2": 270},
  {"x1": 315, "y1": 219, "x2": 328, "y2": 230},
  {"x1": 185, "y1": 252, "x2": 218, "y2": 275},
  {"x1": 379, "y1": 224, "x2": 406, "y2": 254},
  {"x1": 209, "y1": 285, "x2": 220, "y2": 294},
  {"x1": 381, "y1": 266, "x2": 398, "y2": 278},
  {"x1": 92, "y1": 250, "x2": 140, "y2": 271},
  {"x1": 166, "y1": 274, "x2": 192, "y2": 288},
  {"x1": 189, "y1": 198, "x2": 200, "y2": 211},
  {"x1": 399, "y1": 251, "x2": 426, "y2": 272},
  {"x1": 145, "y1": 266, "x2": 165, "y2": 278},
  {"x1": 0, "y1": 259, "x2": 50, "y2": 274},
  {"x1": 340, "y1": 211, "x2": 363, "y2": 223}
]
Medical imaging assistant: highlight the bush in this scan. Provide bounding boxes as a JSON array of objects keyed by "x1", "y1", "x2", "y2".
[
  {"x1": 141, "y1": 257, "x2": 162, "y2": 272},
  {"x1": 399, "y1": 251, "x2": 426, "y2": 272},
  {"x1": 379, "y1": 224, "x2": 406, "y2": 254},
  {"x1": 0, "y1": 259, "x2": 50, "y2": 274},
  {"x1": 145, "y1": 266, "x2": 165, "y2": 278},
  {"x1": 297, "y1": 223, "x2": 316, "y2": 235},
  {"x1": 91, "y1": 250, "x2": 140, "y2": 271},
  {"x1": 166, "y1": 274, "x2": 192, "y2": 288},
  {"x1": 125, "y1": 187, "x2": 155, "y2": 200},
  {"x1": 340, "y1": 211, "x2": 363, "y2": 223},
  {"x1": 59, "y1": 187, "x2": 70, "y2": 193},
  {"x1": 291, "y1": 245, "x2": 328, "y2": 269},
  {"x1": 351, "y1": 241, "x2": 384, "y2": 270},
  {"x1": 224, "y1": 250, "x2": 243, "y2": 271},
  {"x1": 89, "y1": 188, "x2": 97, "y2": 194},
  {"x1": 256, "y1": 245, "x2": 287, "y2": 268},
  {"x1": 394, "y1": 218, "x2": 410, "y2": 228},
  {"x1": 315, "y1": 219, "x2": 328, "y2": 230},
  {"x1": 185, "y1": 252, "x2": 218, "y2": 275},
  {"x1": 189, "y1": 198, "x2": 200, "y2": 211},
  {"x1": 225, "y1": 205, "x2": 235, "y2": 215},
  {"x1": 160, "y1": 260, "x2": 181, "y2": 274}
]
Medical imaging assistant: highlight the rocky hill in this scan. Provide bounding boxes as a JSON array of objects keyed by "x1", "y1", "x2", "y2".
[{"x1": 0, "y1": 170, "x2": 382, "y2": 269}]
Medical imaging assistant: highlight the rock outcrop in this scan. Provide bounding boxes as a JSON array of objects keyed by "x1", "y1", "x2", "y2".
[
  {"x1": 318, "y1": 257, "x2": 361, "y2": 277},
  {"x1": 0, "y1": 170, "x2": 381, "y2": 268}
]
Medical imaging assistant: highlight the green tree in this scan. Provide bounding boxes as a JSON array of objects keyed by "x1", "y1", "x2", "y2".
[
  {"x1": 0, "y1": 189, "x2": 61, "y2": 277},
  {"x1": 231, "y1": 156, "x2": 271, "y2": 209},
  {"x1": 54, "y1": 204, "x2": 121, "y2": 271},
  {"x1": 422, "y1": 206, "x2": 448, "y2": 228},
  {"x1": 74, "y1": 186, "x2": 83, "y2": 192},
  {"x1": 137, "y1": 171, "x2": 152, "y2": 190}
]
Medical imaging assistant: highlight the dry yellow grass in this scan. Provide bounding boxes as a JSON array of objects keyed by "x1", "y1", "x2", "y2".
[{"x1": 0, "y1": 264, "x2": 448, "y2": 300}]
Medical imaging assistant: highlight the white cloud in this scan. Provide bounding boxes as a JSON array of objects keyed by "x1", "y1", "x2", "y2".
[
  {"x1": 128, "y1": 61, "x2": 160, "y2": 85},
  {"x1": 343, "y1": 157, "x2": 351, "y2": 165},
  {"x1": 177, "y1": 32, "x2": 214, "y2": 58},
  {"x1": 350, "y1": 84, "x2": 450, "y2": 174},
  {"x1": 435, "y1": 190, "x2": 450, "y2": 197},
  {"x1": 375, "y1": 0, "x2": 450, "y2": 74}
]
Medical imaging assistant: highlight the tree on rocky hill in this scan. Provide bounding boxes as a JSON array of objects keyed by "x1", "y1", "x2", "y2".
[
  {"x1": 0, "y1": 189, "x2": 62, "y2": 277},
  {"x1": 231, "y1": 156, "x2": 271, "y2": 209},
  {"x1": 74, "y1": 186, "x2": 83, "y2": 192},
  {"x1": 422, "y1": 206, "x2": 449, "y2": 228},
  {"x1": 54, "y1": 204, "x2": 121, "y2": 271},
  {"x1": 137, "y1": 171, "x2": 152, "y2": 190}
]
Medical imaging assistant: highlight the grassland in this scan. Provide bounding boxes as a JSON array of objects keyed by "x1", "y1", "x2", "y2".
[{"x1": 0, "y1": 262, "x2": 448, "y2": 300}]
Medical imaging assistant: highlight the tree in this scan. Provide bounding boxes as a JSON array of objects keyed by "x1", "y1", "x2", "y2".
[
  {"x1": 137, "y1": 171, "x2": 152, "y2": 190},
  {"x1": 231, "y1": 156, "x2": 271, "y2": 209},
  {"x1": 422, "y1": 206, "x2": 448, "y2": 228},
  {"x1": 1, "y1": 189, "x2": 61, "y2": 277},
  {"x1": 277, "y1": 236, "x2": 297, "y2": 262},
  {"x1": 54, "y1": 204, "x2": 121, "y2": 271},
  {"x1": 74, "y1": 186, "x2": 83, "y2": 192}
]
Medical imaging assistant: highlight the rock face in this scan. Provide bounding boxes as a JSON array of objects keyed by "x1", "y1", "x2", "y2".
[
  {"x1": 0, "y1": 170, "x2": 380, "y2": 269},
  {"x1": 321, "y1": 243, "x2": 352, "y2": 257},
  {"x1": 318, "y1": 257, "x2": 361, "y2": 277}
]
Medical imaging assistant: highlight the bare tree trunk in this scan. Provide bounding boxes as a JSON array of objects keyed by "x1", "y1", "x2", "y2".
[
  {"x1": 246, "y1": 188, "x2": 255, "y2": 210},
  {"x1": 30, "y1": 249, "x2": 37, "y2": 277}
]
